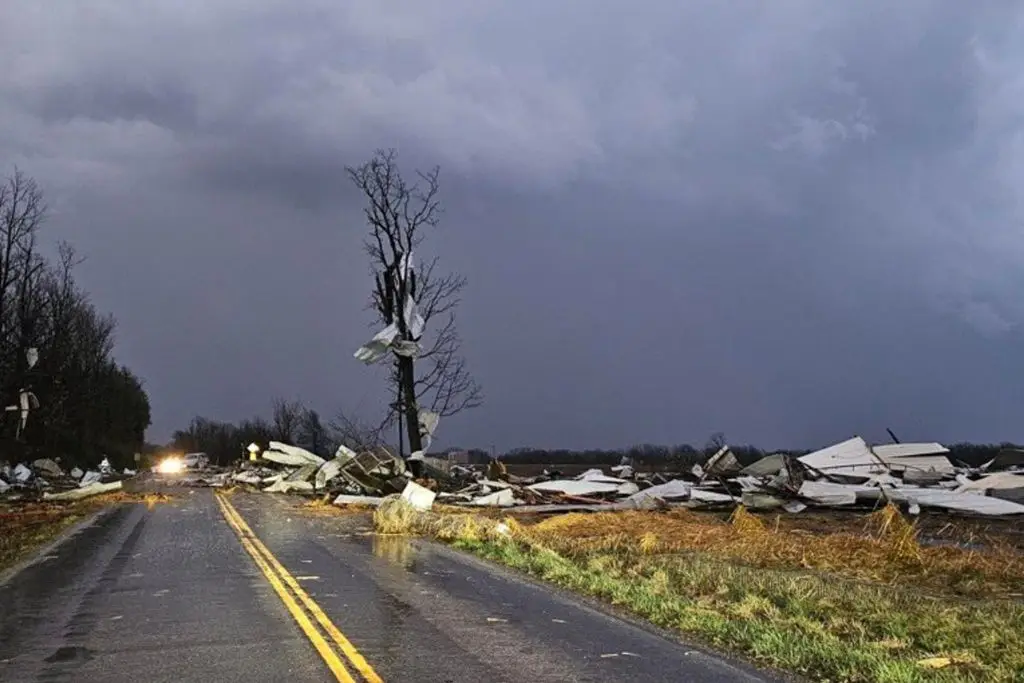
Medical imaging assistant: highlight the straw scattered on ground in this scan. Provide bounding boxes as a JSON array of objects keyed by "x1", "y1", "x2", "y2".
[
  {"x1": 0, "y1": 491, "x2": 174, "y2": 573},
  {"x1": 527, "y1": 506, "x2": 1024, "y2": 598}
]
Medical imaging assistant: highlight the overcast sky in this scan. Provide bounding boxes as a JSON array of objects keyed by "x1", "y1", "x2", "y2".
[{"x1": 2, "y1": 1, "x2": 1023, "y2": 451}]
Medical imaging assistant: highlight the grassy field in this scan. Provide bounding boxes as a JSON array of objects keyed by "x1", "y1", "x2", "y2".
[{"x1": 371, "y1": 500, "x2": 1024, "y2": 682}]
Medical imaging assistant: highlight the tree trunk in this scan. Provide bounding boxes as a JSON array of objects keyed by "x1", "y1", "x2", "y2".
[
  {"x1": 398, "y1": 355, "x2": 423, "y2": 477},
  {"x1": 400, "y1": 356, "x2": 421, "y2": 452}
]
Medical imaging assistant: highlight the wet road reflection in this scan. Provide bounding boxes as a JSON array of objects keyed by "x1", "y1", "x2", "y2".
[
  {"x1": 234, "y1": 493, "x2": 776, "y2": 683},
  {"x1": 371, "y1": 534, "x2": 417, "y2": 572},
  {"x1": 2, "y1": 488, "x2": 775, "y2": 683}
]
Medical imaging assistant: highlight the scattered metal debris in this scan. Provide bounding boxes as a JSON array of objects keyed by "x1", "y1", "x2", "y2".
[
  {"x1": 102, "y1": 434, "x2": 1024, "y2": 519},
  {"x1": 421, "y1": 437, "x2": 1024, "y2": 517},
  {"x1": 0, "y1": 456, "x2": 135, "y2": 502},
  {"x1": 43, "y1": 480, "x2": 123, "y2": 501}
]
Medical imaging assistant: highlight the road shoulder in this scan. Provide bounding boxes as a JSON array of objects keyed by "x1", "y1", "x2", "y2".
[
  {"x1": 415, "y1": 537, "x2": 798, "y2": 682},
  {"x1": 0, "y1": 505, "x2": 115, "y2": 587}
]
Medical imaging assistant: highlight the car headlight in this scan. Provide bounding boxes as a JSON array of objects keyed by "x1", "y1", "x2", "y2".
[{"x1": 156, "y1": 456, "x2": 184, "y2": 474}]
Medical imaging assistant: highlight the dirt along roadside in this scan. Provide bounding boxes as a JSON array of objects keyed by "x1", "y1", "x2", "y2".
[{"x1": 0, "y1": 491, "x2": 170, "y2": 580}]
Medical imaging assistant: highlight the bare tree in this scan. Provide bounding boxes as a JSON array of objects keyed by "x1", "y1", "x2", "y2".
[
  {"x1": 347, "y1": 149, "x2": 482, "y2": 456},
  {"x1": 271, "y1": 397, "x2": 305, "y2": 443},
  {"x1": 0, "y1": 170, "x2": 46, "y2": 384},
  {"x1": 704, "y1": 431, "x2": 727, "y2": 456},
  {"x1": 328, "y1": 409, "x2": 389, "y2": 452},
  {"x1": 236, "y1": 416, "x2": 274, "y2": 450},
  {"x1": 297, "y1": 407, "x2": 329, "y2": 456}
]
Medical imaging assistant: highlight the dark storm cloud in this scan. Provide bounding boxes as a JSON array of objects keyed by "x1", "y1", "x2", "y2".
[
  {"x1": 27, "y1": 79, "x2": 200, "y2": 132},
  {"x1": 1, "y1": 0, "x2": 1023, "y2": 449}
]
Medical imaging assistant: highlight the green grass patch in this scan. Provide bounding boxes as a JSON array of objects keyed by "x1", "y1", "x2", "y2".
[
  {"x1": 373, "y1": 498, "x2": 1024, "y2": 682},
  {"x1": 453, "y1": 536, "x2": 1023, "y2": 682}
]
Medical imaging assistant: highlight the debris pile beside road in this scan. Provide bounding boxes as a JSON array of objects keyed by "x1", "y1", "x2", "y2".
[
  {"x1": 0, "y1": 456, "x2": 135, "y2": 501},
  {"x1": 184, "y1": 441, "x2": 417, "y2": 501},
  {"x1": 173, "y1": 436, "x2": 1024, "y2": 519},
  {"x1": 375, "y1": 437, "x2": 1024, "y2": 517}
]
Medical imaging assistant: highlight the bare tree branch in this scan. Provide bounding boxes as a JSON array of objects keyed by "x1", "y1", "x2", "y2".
[
  {"x1": 0, "y1": 169, "x2": 150, "y2": 464},
  {"x1": 346, "y1": 149, "x2": 482, "y2": 454},
  {"x1": 271, "y1": 397, "x2": 305, "y2": 443},
  {"x1": 328, "y1": 409, "x2": 390, "y2": 451}
]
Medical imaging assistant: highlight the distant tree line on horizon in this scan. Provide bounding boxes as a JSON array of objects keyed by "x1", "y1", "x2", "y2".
[
  {"x1": 0, "y1": 170, "x2": 151, "y2": 470},
  {"x1": 169, "y1": 404, "x2": 1015, "y2": 472},
  {"x1": 478, "y1": 441, "x2": 1011, "y2": 470},
  {"x1": 171, "y1": 398, "x2": 349, "y2": 466}
]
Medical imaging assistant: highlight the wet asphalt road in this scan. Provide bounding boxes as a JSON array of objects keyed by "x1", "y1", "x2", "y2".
[{"x1": 0, "y1": 487, "x2": 776, "y2": 683}]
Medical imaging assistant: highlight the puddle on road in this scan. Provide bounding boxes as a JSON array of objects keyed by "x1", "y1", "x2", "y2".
[{"x1": 372, "y1": 535, "x2": 417, "y2": 572}]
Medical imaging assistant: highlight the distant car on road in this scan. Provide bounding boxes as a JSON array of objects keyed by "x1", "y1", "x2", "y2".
[
  {"x1": 183, "y1": 453, "x2": 209, "y2": 470},
  {"x1": 153, "y1": 452, "x2": 210, "y2": 474}
]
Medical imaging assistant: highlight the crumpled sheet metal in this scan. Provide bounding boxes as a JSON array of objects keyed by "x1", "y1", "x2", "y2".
[
  {"x1": 1, "y1": 457, "x2": 136, "y2": 501},
  {"x1": 883, "y1": 487, "x2": 1024, "y2": 516},
  {"x1": 354, "y1": 251, "x2": 428, "y2": 363},
  {"x1": 955, "y1": 472, "x2": 1024, "y2": 492},
  {"x1": 234, "y1": 442, "x2": 411, "y2": 499},
  {"x1": 315, "y1": 458, "x2": 344, "y2": 490},
  {"x1": 238, "y1": 434, "x2": 1024, "y2": 518},
  {"x1": 232, "y1": 471, "x2": 264, "y2": 485},
  {"x1": 264, "y1": 479, "x2": 314, "y2": 494},
  {"x1": 262, "y1": 442, "x2": 325, "y2": 468},
  {"x1": 626, "y1": 480, "x2": 692, "y2": 502},
  {"x1": 43, "y1": 480, "x2": 123, "y2": 501},
  {"x1": 333, "y1": 494, "x2": 385, "y2": 507},
  {"x1": 13, "y1": 463, "x2": 32, "y2": 483},
  {"x1": 528, "y1": 479, "x2": 624, "y2": 497},
  {"x1": 354, "y1": 323, "x2": 400, "y2": 364},
  {"x1": 467, "y1": 489, "x2": 516, "y2": 507},
  {"x1": 401, "y1": 481, "x2": 436, "y2": 511},
  {"x1": 701, "y1": 446, "x2": 743, "y2": 478},
  {"x1": 798, "y1": 437, "x2": 885, "y2": 476},
  {"x1": 797, "y1": 481, "x2": 858, "y2": 506},
  {"x1": 32, "y1": 459, "x2": 63, "y2": 477}
]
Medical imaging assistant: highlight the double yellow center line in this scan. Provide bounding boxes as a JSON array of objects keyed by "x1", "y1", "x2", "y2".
[{"x1": 215, "y1": 492, "x2": 384, "y2": 683}]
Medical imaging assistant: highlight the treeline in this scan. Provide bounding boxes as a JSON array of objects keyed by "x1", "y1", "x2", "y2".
[
  {"x1": 169, "y1": 405, "x2": 1017, "y2": 472},
  {"x1": 458, "y1": 443, "x2": 784, "y2": 468},
  {"x1": 471, "y1": 441, "x2": 1016, "y2": 470},
  {"x1": 0, "y1": 170, "x2": 151, "y2": 470},
  {"x1": 171, "y1": 398, "x2": 339, "y2": 466}
]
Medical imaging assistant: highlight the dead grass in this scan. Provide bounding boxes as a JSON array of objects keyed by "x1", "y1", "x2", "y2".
[
  {"x1": 0, "y1": 491, "x2": 174, "y2": 573},
  {"x1": 0, "y1": 501, "x2": 93, "y2": 572},
  {"x1": 373, "y1": 496, "x2": 509, "y2": 540},
  {"x1": 372, "y1": 500, "x2": 1024, "y2": 682},
  {"x1": 526, "y1": 505, "x2": 1024, "y2": 598},
  {"x1": 100, "y1": 491, "x2": 174, "y2": 510}
]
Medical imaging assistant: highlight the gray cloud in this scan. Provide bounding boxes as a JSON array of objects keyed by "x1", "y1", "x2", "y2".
[{"x1": 1, "y1": 1, "x2": 1023, "y2": 450}]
